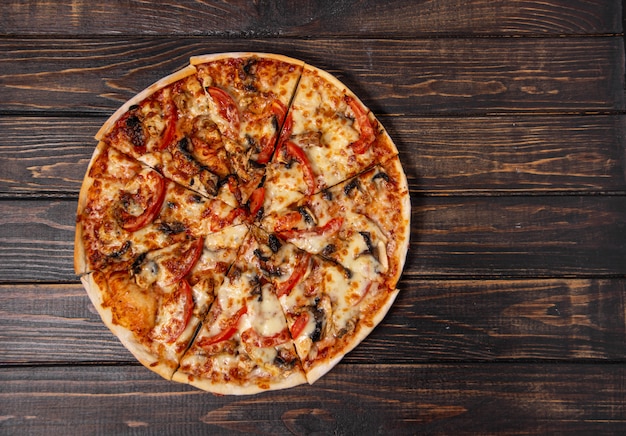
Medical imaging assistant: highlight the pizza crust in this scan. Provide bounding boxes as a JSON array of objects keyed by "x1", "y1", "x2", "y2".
[
  {"x1": 74, "y1": 142, "x2": 109, "y2": 275},
  {"x1": 172, "y1": 367, "x2": 307, "y2": 396},
  {"x1": 190, "y1": 52, "x2": 305, "y2": 69}
]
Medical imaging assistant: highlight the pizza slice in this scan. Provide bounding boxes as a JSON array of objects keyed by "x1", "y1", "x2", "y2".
[
  {"x1": 262, "y1": 63, "x2": 399, "y2": 214},
  {"x1": 190, "y1": 53, "x2": 304, "y2": 206},
  {"x1": 95, "y1": 65, "x2": 240, "y2": 204},
  {"x1": 238, "y1": 226, "x2": 396, "y2": 384},
  {"x1": 74, "y1": 142, "x2": 244, "y2": 275},
  {"x1": 260, "y1": 155, "x2": 410, "y2": 299},
  {"x1": 173, "y1": 226, "x2": 307, "y2": 394},
  {"x1": 81, "y1": 222, "x2": 248, "y2": 381}
]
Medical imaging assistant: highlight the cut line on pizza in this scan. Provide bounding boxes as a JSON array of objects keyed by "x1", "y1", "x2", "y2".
[{"x1": 75, "y1": 52, "x2": 410, "y2": 395}]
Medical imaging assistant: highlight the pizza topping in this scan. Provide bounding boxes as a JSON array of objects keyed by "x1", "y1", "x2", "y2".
[
  {"x1": 156, "y1": 92, "x2": 179, "y2": 151},
  {"x1": 207, "y1": 86, "x2": 240, "y2": 139},
  {"x1": 116, "y1": 170, "x2": 166, "y2": 232},
  {"x1": 161, "y1": 237, "x2": 204, "y2": 285},
  {"x1": 290, "y1": 312, "x2": 309, "y2": 338},
  {"x1": 343, "y1": 178, "x2": 361, "y2": 196},
  {"x1": 268, "y1": 233, "x2": 282, "y2": 253},
  {"x1": 254, "y1": 100, "x2": 288, "y2": 164},
  {"x1": 344, "y1": 95, "x2": 375, "y2": 154},
  {"x1": 151, "y1": 279, "x2": 195, "y2": 344},
  {"x1": 372, "y1": 170, "x2": 390, "y2": 183},
  {"x1": 241, "y1": 327, "x2": 291, "y2": 348},
  {"x1": 275, "y1": 106, "x2": 293, "y2": 151},
  {"x1": 123, "y1": 114, "x2": 145, "y2": 150},
  {"x1": 297, "y1": 206, "x2": 317, "y2": 226},
  {"x1": 198, "y1": 304, "x2": 247, "y2": 347},
  {"x1": 247, "y1": 186, "x2": 265, "y2": 219},
  {"x1": 283, "y1": 141, "x2": 316, "y2": 196},
  {"x1": 275, "y1": 252, "x2": 311, "y2": 297}
]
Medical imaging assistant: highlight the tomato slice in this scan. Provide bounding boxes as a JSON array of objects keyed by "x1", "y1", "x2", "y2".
[
  {"x1": 163, "y1": 238, "x2": 204, "y2": 286},
  {"x1": 247, "y1": 186, "x2": 265, "y2": 218},
  {"x1": 226, "y1": 174, "x2": 243, "y2": 205},
  {"x1": 255, "y1": 136, "x2": 275, "y2": 165},
  {"x1": 213, "y1": 207, "x2": 246, "y2": 231},
  {"x1": 290, "y1": 312, "x2": 310, "y2": 339},
  {"x1": 241, "y1": 327, "x2": 291, "y2": 348},
  {"x1": 284, "y1": 141, "x2": 316, "y2": 196},
  {"x1": 273, "y1": 211, "x2": 302, "y2": 234},
  {"x1": 117, "y1": 171, "x2": 166, "y2": 232},
  {"x1": 271, "y1": 99, "x2": 288, "y2": 124},
  {"x1": 255, "y1": 101, "x2": 290, "y2": 164},
  {"x1": 198, "y1": 304, "x2": 247, "y2": 347},
  {"x1": 208, "y1": 86, "x2": 240, "y2": 139},
  {"x1": 275, "y1": 252, "x2": 311, "y2": 297},
  {"x1": 277, "y1": 217, "x2": 343, "y2": 241},
  {"x1": 161, "y1": 279, "x2": 195, "y2": 344},
  {"x1": 345, "y1": 95, "x2": 375, "y2": 154},
  {"x1": 156, "y1": 92, "x2": 178, "y2": 151},
  {"x1": 275, "y1": 110, "x2": 293, "y2": 153}
]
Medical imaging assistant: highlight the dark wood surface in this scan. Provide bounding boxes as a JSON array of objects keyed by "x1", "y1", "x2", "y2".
[{"x1": 1, "y1": 1, "x2": 624, "y2": 434}]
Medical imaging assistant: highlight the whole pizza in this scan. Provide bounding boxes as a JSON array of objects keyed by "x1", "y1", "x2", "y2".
[{"x1": 75, "y1": 53, "x2": 411, "y2": 395}]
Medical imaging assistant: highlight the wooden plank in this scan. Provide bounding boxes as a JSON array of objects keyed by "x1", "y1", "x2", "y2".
[
  {"x1": 1, "y1": 279, "x2": 624, "y2": 365},
  {"x1": 1, "y1": 115, "x2": 625, "y2": 196},
  {"x1": 0, "y1": 364, "x2": 623, "y2": 435},
  {"x1": 1, "y1": 195, "x2": 625, "y2": 283},
  {"x1": 0, "y1": 37, "x2": 623, "y2": 115},
  {"x1": 396, "y1": 115, "x2": 626, "y2": 194},
  {"x1": 0, "y1": 118, "x2": 94, "y2": 196},
  {"x1": 0, "y1": 0, "x2": 620, "y2": 37},
  {"x1": 410, "y1": 195, "x2": 626, "y2": 277}
]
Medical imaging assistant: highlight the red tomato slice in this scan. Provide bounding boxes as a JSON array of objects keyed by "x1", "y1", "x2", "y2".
[
  {"x1": 241, "y1": 327, "x2": 291, "y2": 348},
  {"x1": 273, "y1": 211, "x2": 303, "y2": 234},
  {"x1": 275, "y1": 252, "x2": 311, "y2": 297},
  {"x1": 284, "y1": 141, "x2": 316, "y2": 195},
  {"x1": 213, "y1": 207, "x2": 246, "y2": 231},
  {"x1": 163, "y1": 238, "x2": 204, "y2": 286},
  {"x1": 345, "y1": 95, "x2": 375, "y2": 154},
  {"x1": 156, "y1": 92, "x2": 178, "y2": 151},
  {"x1": 275, "y1": 111, "x2": 293, "y2": 156},
  {"x1": 198, "y1": 305, "x2": 247, "y2": 347},
  {"x1": 255, "y1": 136, "x2": 275, "y2": 165},
  {"x1": 208, "y1": 86, "x2": 240, "y2": 138},
  {"x1": 256, "y1": 101, "x2": 289, "y2": 164},
  {"x1": 290, "y1": 312, "x2": 309, "y2": 339},
  {"x1": 117, "y1": 171, "x2": 166, "y2": 232},
  {"x1": 277, "y1": 217, "x2": 343, "y2": 241},
  {"x1": 160, "y1": 279, "x2": 195, "y2": 344},
  {"x1": 271, "y1": 99, "x2": 287, "y2": 124},
  {"x1": 247, "y1": 186, "x2": 265, "y2": 218}
]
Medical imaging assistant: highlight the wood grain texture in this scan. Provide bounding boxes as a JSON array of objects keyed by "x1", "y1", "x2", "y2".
[
  {"x1": 1, "y1": 0, "x2": 625, "y2": 431},
  {"x1": 0, "y1": 37, "x2": 623, "y2": 115},
  {"x1": 1, "y1": 279, "x2": 624, "y2": 364},
  {"x1": 1, "y1": 115, "x2": 625, "y2": 197},
  {"x1": 410, "y1": 196, "x2": 626, "y2": 277},
  {"x1": 1, "y1": 195, "x2": 625, "y2": 283},
  {"x1": 0, "y1": 364, "x2": 623, "y2": 435},
  {"x1": 0, "y1": 0, "x2": 620, "y2": 37}
]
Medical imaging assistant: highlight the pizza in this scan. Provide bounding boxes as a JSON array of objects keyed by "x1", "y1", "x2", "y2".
[{"x1": 75, "y1": 52, "x2": 411, "y2": 395}]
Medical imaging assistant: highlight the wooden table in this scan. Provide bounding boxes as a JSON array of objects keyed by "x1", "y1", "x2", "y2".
[{"x1": 1, "y1": 1, "x2": 625, "y2": 434}]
